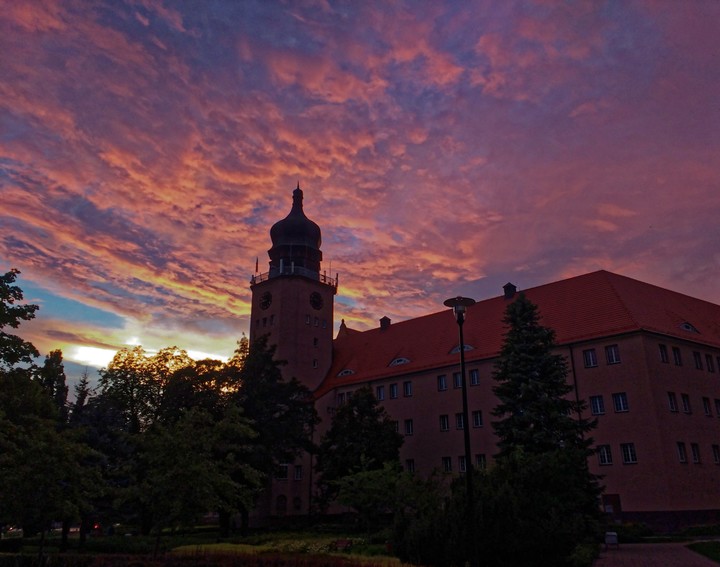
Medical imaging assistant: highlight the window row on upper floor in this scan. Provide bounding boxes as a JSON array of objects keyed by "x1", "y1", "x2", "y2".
[
  {"x1": 582, "y1": 344, "x2": 621, "y2": 368},
  {"x1": 393, "y1": 410, "x2": 486, "y2": 436},
  {"x1": 588, "y1": 391, "x2": 720, "y2": 417},
  {"x1": 659, "y1": 343, "x2": 719, "y2": 373},
  {"x1": 373, "y1": 369, "x2": 485, "y2": 402}
]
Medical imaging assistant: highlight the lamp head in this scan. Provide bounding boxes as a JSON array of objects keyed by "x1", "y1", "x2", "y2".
[{"x1": 443, "y1": 296, "x2": 476, "y2": 322}]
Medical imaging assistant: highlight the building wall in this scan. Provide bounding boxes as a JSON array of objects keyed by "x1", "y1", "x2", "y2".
[{"x1": 290, "y1": 331, "x2": 720, "y2": 526}]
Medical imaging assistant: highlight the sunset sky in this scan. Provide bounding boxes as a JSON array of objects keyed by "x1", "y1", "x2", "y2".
[{"x1": 2, "y1": 1, "x2": 719, "y2": 388}]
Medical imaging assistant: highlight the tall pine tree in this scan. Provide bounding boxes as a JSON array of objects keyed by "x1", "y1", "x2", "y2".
[
  {"x1": 483, "y1": 293, "x2": 602, "y2": 566},
  {"x1": 492, "y1": 293, "x2": 594, "y2": 456}
]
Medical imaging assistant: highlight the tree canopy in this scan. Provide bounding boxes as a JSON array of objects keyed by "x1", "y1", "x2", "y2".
[
  {"x1": 0, "y1": 269, "x2": 39, "y2": 372},
  {"x1": 316, "y1": 386, "x2": 403, "y2": 507}
]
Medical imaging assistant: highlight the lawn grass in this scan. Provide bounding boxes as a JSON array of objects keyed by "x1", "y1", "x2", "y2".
[{"x1": 687, "y1": 541, "x2": 720, "y2": 562}]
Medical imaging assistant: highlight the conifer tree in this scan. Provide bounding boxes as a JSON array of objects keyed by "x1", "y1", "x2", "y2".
[
  {"x1": 316, "y1": 386, "x2": 404, "y2": 507},
  {"x1": 484, "y1": 293, "x2": 602, "y2": 565},
  {"x1": 36, "y1": 349, "x2": 69, "y2": 422},
  {"x1": 492, "y1": 293, "x2": 594, "y2": 456}
]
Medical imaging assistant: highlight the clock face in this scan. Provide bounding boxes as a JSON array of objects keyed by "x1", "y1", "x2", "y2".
[
  {"x1": 310, "y1": 291, "x2": 323, "y2": 310},
  {"x1": 260, "y1": 292, "x2": 272, "y2": 310}
]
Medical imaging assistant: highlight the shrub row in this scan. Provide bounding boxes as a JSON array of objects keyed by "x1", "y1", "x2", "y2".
[{"x1": 0, "y1": 552, "x2": 393, "y2": 567}]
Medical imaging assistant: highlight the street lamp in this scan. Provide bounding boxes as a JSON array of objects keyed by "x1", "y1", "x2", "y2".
[{"x1": 444, "y1": 295, "x2": 477, "y2": 564}]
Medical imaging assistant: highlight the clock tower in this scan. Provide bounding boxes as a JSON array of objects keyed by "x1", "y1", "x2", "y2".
[{"x1": 249, "y1": 185, "x2": 337, "y2": 391}]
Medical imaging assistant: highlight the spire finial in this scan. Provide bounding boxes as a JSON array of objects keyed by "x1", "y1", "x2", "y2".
[{"x1": 297, "y1": 180, "x2": 300, "y2": 190}]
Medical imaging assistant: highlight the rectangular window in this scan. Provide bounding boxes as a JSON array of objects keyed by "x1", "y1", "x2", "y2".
[
  {"x1": 442, "y1": 457, "x2": 452, "y2": 473},
  {"x1": 455, "y1": 413, "x2": 465, "y2": 430},
  {"x1": 337, "y1": 392, "x2": 345, "y2": 405},
  {"x1": 659, "y1": 344, "x2": 669, "y2": 363},
  {"x1": 694, "y1": 352, "x2": 703, "y2": 370},
  {"x1": 453, "y1": 372, "x2": 462, "y2": 389},
  {"x1": 405, "y1": 459, "x2": 415, "y2": 473},
  {"x1": 458, "y1": 455, "x2": 467, "y2": 473},
  {"x1": 390, "y1": 383, "x2": 398, "y2": 399},
  {"x1": 439, "y1": 414, "x2": 450, "y2": 431},
  {"x1": 472, "y1": 410, "x2": 483, "y2": 428},
  {"x1": 677, "y1": 442, "x2": 688, "y2": 463},
  {"x1": 668, "y1": 392, "x2": 678, "y2": 412},
  {"x1": 707, "y1": 355, "x2": 716, "y2": 373},
  {"x1": 393, "y1": 420, "x2": 399, "y2": 433},
  {"x1": 583, "y1": 349, "x2": 598, "y2": 368},
  {"x1": 673, "y1": 347, "x2": 683, "y2": 366},
  {"x1": 597, "y1": 445, "x2": 613, "y2": 465},
  {"x1": 612, "y1": 392, "x2": 629, "y2": 412},
  {"x1": 605, "y1": 345, "x2": 621, "y2": 364},
  {"x1": 691, "y1": 443, "x2": 701, "y2": 463},
  {"x1": 704, "y1": 397, "x2": 712, "y2": 416},
  {"x1": 681, "y1": 393, "x2": 692, "y2": 414},
  {"x1": 590, "y1": 395, "x2": 605, "y2": 415},
  {"x1": 715, "y1": 399, "x2": 720, "y2": 417},
  {"x1": 404, "y1": 419, "x2": 414, "y2": 436},
  {"x1": 470, "y1": 369, "x2": 480, "y2": 386},
  {"x1": 294, "y1": 465, "x2": 303, "y2": 480},
  {"x1": 621, "y1": 443, "x2": 637, "y2": 464},
  {"x1": 475, "y1": 454, "x2": 487, "y2": 469},
  {"x1": 376, "y1": 385, "x2": 385, "y2": 401},
  {"x1": 403, "y1": 381, "x2": 413, "y2": 397},
  {"x1": 713, "y1": 445, "x2": 720, "y2": 465},
  {"x1": 437, "y1": 374, "x2": 447, "y2": 391}
]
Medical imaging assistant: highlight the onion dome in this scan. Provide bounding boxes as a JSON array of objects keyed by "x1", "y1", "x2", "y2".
[{"x1": 268, "y1": 184, "x2": 323, "y2": 276}]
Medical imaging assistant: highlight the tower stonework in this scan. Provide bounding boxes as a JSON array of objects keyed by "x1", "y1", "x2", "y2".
[{"x1": 250, "y1": 186, "x2": 337, "y2": 391}]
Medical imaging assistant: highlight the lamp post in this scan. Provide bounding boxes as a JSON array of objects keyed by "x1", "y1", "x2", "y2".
[{"x1": 444, "y1": 295, "x2": 477, "y2": 564}]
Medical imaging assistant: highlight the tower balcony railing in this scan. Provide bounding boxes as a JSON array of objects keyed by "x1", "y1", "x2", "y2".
[{"x1": 251, "y1": 266, "x2": 338, "y2": 290}]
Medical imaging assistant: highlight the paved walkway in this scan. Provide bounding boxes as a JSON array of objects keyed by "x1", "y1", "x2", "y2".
[{"x1": 594, "y1": 542, "x2": 718, "y2": 566}]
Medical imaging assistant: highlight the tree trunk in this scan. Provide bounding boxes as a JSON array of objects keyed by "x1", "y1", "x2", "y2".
[
  {"x1": 60, "y1": 519, "x2": 71, "y2": 552},
  {"x1": 218, "y1": 509, "x2": 231, "y2": 538}
]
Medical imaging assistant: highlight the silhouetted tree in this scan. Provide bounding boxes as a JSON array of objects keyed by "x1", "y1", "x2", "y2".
[
  {"x1": 316, "y1": 386, "x2": 403, "y2": 508},
  {"x1": 98, "y1": 346, "x2": 193, "y2": 434},
  {"x1": 0, "y1": 269, "x2": 39, "y2": 373},
  {"x1": 36, "y1": 349, "x2": 69, "y2": 422},
  {"x1": 482, "y1": 293, "x2": 601, "y2": 566},
  {"x1": 230, "y1": 334, "x2": 319, "y2": 473},
  {"x1": 69, "y1": 368, "x2": 93, "y2": 425},
  {"x1": 128, "y1": 406, "x2": 261, "y2": 555}
]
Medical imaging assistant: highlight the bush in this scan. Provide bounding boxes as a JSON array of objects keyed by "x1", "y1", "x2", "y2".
[{"x1": 611, "y1": 522, "x2": 654, "y2": 542}]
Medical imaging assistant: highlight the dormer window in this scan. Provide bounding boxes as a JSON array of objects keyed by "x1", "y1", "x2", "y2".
[
  {"x1": 389, "y1": 357, "x2": 410, "y2": 367},
  {"x1": 680, "y1": 322, "x2": 699, "y2": 333},
  {"x1": 337, "y1": 369, "x2": 355, "y2": 377},
  {"x1": 450, "y1": 344, "x2": 475, "y2": 354}
]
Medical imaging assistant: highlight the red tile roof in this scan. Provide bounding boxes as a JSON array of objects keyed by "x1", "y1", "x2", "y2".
[{"x1": 316, "y1": 270, "x2": 720, "y2": 396}]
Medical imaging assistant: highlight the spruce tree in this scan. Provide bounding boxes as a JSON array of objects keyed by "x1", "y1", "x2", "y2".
[
  {"x1": 485, "y1": 293, "x2": 602, "y2": 566},
  {"x1": 492, "y1": 293, "x2": 594, "y2": 456}
]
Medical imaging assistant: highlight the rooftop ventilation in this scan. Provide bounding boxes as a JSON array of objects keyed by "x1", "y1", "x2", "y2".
[
  {"x1": 389, "y1": 357, "x2": 410, "y2": 367},
  {"x1": 450, "y1": 344, "x2": 475, "y2": 354},
  {"x1": 380, "y1": 316, "x2": 391, "y2": 330},
  {"x1": 337, "y1": 369, "x2": 355, "y2": 377},
  {"x1": 679, "y1": 322, "x2": 699, "y2": 333},
  {"x1": 503, "y1": 282, "x2": 517, "y2": 299}
]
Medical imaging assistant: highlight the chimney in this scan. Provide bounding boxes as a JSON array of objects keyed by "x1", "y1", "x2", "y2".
[
  {"x1": 380, "y1": 316, "x2": 391, "y2": 330},
  {"x1": 503, "y1": 282, "x2": 517, "y2": 299}
]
